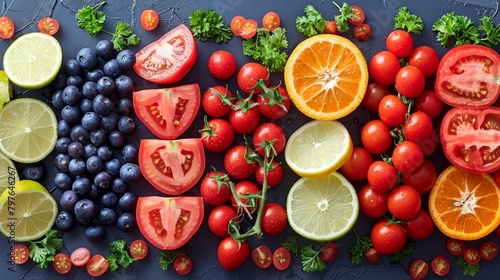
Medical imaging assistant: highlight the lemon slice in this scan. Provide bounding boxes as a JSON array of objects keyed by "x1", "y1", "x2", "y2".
[
  {"x1": 3, "y1": 32, "x2": 62, "y2": 89},
  {"x1": 286, "y1": 171, "x2": 359, "y2": 241},
  {"x1": 0, "y1": 151, "x2": 18, "y2": 195},
  {"x1": 0, "y1": 98, "x2": 58, "y2": 163},
  {"x1": 284, "y1": 120, "x2": 353, "y2": 177},
  {"x1": 0, "y1": 180, "x2": 58, "y2": 241}
]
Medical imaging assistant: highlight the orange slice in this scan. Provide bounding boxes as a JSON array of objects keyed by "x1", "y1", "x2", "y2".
[
  {"x1": 428, "y1": 165, "x2": 500, "y2": 240},
  {"x1": 284, "y1": 34, "x2": 368, "y2": 120}
]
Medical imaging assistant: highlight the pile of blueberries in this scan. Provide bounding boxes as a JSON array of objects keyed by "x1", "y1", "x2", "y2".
[{"x1": 48, "y1": 40, "x2": 142, "y2": 243}]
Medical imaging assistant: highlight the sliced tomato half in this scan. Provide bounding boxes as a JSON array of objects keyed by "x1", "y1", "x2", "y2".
[
  {"x1": 440, "y1": 107, "x2": 500, "y2": 173},
  {"x1": 134, "y1": 24, "x2": 197, "y2": 84},
  {"x1": 133, "y1": 84, "x2": 200, "y2": 140},
  {"x1": 139, "y1": 138, "x2": 205, "y2": 195},
  {"x1": 435, "y1": 44, "x2": 500, "y2": 107},
  {"x1": 136, "y1": 196, "x2": 204, "y2": 250}
]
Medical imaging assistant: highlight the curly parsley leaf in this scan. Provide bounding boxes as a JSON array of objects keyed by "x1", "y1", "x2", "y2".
[
  {"x1": 300, "y1": 244, "x2": 327, "y2": 272},
  {"x1": 111, "y1": 21, "x2": 140, "y2": 51},
  {"x1": 457, "y1": 255, "x2": 480, "y2": 277},
  {"x1": 350, "y1": 230, "x2": 372, "y2": 264},
  {"x1": 432, "y1": 12, "x2": 480, "y2": 47},
  {"x1": 28, "y1": 230, "x2": 64, "y2": 268},
  {"x1": 296, "y1": 5, "x2": 328, "y2": 37},
  {"x1": 189, "y1": 8, "x2": 232, "y2": 43},
  {"x1": 478, "y1": 16, "x2": 500, "y2": 47},
  {"x1": 393, "y1": 7, "x2": 423, "y2": 34},
  {"x1": 107, "y1": 239, "x2": 136, "y2": 271},
  {"x1": 242, "y1": 27, "x2": 288, "y2": 73},
  {"x1": 159, "y1": 246, "x2": 191, "y2": 270},
  {"x1": 332, "y1": 2, "x2": 354, "y2": 33},
  {"x1": 76, "y1": 1, "x2": 106, "y2": 36},
  {"x1": 281, "y1": 234, "x2": 299, "y2": 256}
]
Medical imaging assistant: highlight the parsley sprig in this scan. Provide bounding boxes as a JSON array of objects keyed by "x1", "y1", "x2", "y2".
[
  {"x1": 242, "y1": 27, "x2": 288, "y2": 73},
  {"x1": 300, "y1": 244, "x2": 327, "y2": 272},
  {"x1": 188, "y1": 8, "x2": 232, "y2": 43},
  {"x1": 393, "y1": 7, "x2": 423, "y2": 34},
  {"x1": 107, "y1": 239, "x2": 136, "y2": 271},
  {"x1": 296, "y1": 5, "x2": 328, "y2": 37},
  {"x1": 457, "y1": 255, "x2": 480, "y2": 276},
  {"x1": 350, "y1": 230, "x2": 372, "y2": 264},
  {"x1": 159, "y1": 246, "x2": 191, "y2": 270},
  {"x1": 28, "y1": 230, "x2": 64, "y2": 268},
  {"x1": 332, "y1": 2, "x2": 354, "y2": 33},
  {"x1": 281, "y1": 234, "x2": 299, "y2": 256}
]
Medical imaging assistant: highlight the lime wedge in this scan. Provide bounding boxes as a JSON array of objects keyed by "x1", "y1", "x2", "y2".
[{"x1": 0, "y1": 151, "x2": 18, "y2": 196}]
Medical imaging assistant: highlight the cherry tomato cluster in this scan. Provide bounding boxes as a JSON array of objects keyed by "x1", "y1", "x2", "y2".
[{"x1": 230, "y1": 11, "x2": 281, "y2": 39}]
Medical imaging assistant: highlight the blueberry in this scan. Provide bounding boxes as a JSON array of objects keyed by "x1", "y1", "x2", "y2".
[
  {"x1": 74, "y1": 199, "x2": 99, "y2": 221},
  {"x1": 76, "y1": 47, "x2": 98, "y2": 70},
  {"x1": 100, "y1": 112, "x2": 119, "y2": 133},
  {"x1": 54, "y1": 172, "x2": 73, "y2": 191},
  {"x1": 72, "y1": 177, "x2": 92, "y2": 196},
  {"x1": 115, "y1": 75, "x2": 134, "y2": 98},
  {"x1": 86, "y1": 183, "x2": 102, "y2": 200},
  {"x1": 66, "y1": 75, "x2": 84, "y2": 88},
  {"x1": 96, "y1": 40, "x2": 115, "y2": 60},
  {"x1": 84, "y1": 143, "x2": 98, "y2": 159},
  {"x1": 59, "y1": 190, "x2": 79, "y2": 211},
  {"x1": 116, "y1": 49, "x2": 136, "y2": 70},
  {"x1": 117, "y1": 212, "x2": 136, "y2": 232},
  {"x1": 117, "y1": 116, "x2": 136, "y2": 135},
  {"x1": 69, "y1": 158, "x2": 87, "y2": 176},
  {"x1": 85, "y1": 225, "x2": 106, "y2": 243},
  {"x1": 81, "y1": 111, "x2": 101, "y2": 131},
  {"x1": 51, "y1": 74, "x2": 68, "y2": 90},
  {"x1": 111, "y1": 178, "x2": 129, "y2": 194},
  {"x1": 86, "y1": 69, "x2": 105, "y2": 83},
  {"x1": 21, "y1": 163, "x2": 46, "y2": 181},
  {"x1": 58, "y1": 120, "x2": 72, "y2": 137},
  {"x1": 55, "y1": 210, "x2": 76, "y2": 232},
  {"x1": 97, "y1": 208, "x2": 118, "y2": 226},
  {"x1": 80, "y1": 98, "x2": 94, "y2": 114},
  {"x1": 56, "y1": 137, "x2": 72, "y2": 153},
  {"x1": 119, "y1": 163, "x2": 141, "y2": 183},
  {"x1": 97, "y1": 76, "x2": 116, "y2": 96},
  {"x1": 103, "y1": 59, "x2": 122, "y2": 79},
  {"x1": 62, "y1": 85, "x2": 81, "y2": 106},
  {"x1": 97, "y1": 146, "x2": 113, "y2": 161},
  {"x1": 70, "y1": 125, "x2": 90, "y2": 144},
  {"x1": 67, "y1": 141, "x2": 85, "y2": 159},
  {"x1": 90, "y1": 129, "x2": 107, "y2": 147},
  {"x1": 122, "y1": 144, "x2": 138, "y2": 163},
  {"x1": 82, "y1": 81, "x2": 99, "y2": 99},
  {"x1": 86, "y1": 155, "x2": 103, "y2": 174},
  {"x1": 108, "y1": 131, "x2": 126, "y2": 148},
  {"x1": 101, "y1": 191, "x2": 118, "y2": 207},
  {"x1": 104, "y1": 158, "x2": 121, "y2": 176},
  {"x1": 54, "y1": 153, "x2": 71, "y2": 172},
  {"x1": 94, "y1": 171, "x2": 112, "y2": 189},
  {"x1": 119, "y1": 192, "x2": 138, "y2": 211},
  {"x1": 61, "y1": 104, "x2": 82, "y2": 123},
  {"x1": 117, "y1": 98, "x2": 133, "y2": 116},
  {"x1": 64, "y1": 58, "x2": 83, "y2": 76},
  {"x1": 93, "y1": 94, "x2": 114, "y2": 116},
  {"x1": 51, "y1": 89, "x2": 65, "y2": 109}
]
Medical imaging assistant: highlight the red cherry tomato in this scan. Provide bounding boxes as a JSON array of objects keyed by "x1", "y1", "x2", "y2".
[
  {"x1": 262, "y1": 12, "x2": 280, "y2": 31},
  {"x1": 369, "y1": 50, "x2": 401, "y2": 85},
  {"x1": 255, "y1": 160, "x2": 283, "y2": 188},
  {"x1": 362, "y1": 82, "x2": 390, "y2": 112},
  {"x1": 392, "y1": 141, "x2": 424, "y2": 174},
  {"x1": 378, "y1": 94, "x2": 408, "y2": 127},
  {"x1": 402, "y1": 111, "x2": 433, "y2": 143},
  {"x1": 340, "y1": 147, "x2": 373, "y2": 182},
  {"x1": 348, "y1": 5, "x2": 365, "y2": 25},
  {"x1": 256, "y1": 86, "x2": 291, "y2": 120},
  {"x1": 325, "y1": 21, "x2": 340, "y2": 35},
  {"x1": 38, "y1": 17, "x2": 59, "y2": 35},
  {"x1": 252, "y1": 122, "x2": 286, "y2": 157},
  {"x1": 252, "y1": 245, "x2": 273, "y2": 268},
  {"x1": 237, "y1": 62, "x2": 270, "y2": 94},
  {"x1": 319, "y1": 242, "x2": 338, "y2": 263},
  {"x1": 0, "y1": 16, "x2": 14, "y2": 39},
  {"x1": 174, "y1": 254, "x2": 193, "y2": 275},
  {"x1": 361, "y1": 120, "x2": 393, "y2": 154},
  {"x1": 129, "y1": 239, "x2": 149, "y2": 260},
  {"x1": 364, "y1": 247, "x2": 381, "y2": 265},
  {"x1": 229, "y1": 99, "x2": 261, "y2": 135},
  {"x1": 13, "y1": 243, "x2": 29, "y2": 265},
  {"x1": 230, "y1": 180, "x2": 261, "y2": 213},
  {"x1": 402, "y1": 208, "x2": 435, "y2": 240},
  {"x1": 53, "y1": 253, "x2": 72, "y2": 274},
  {"x1": 224, "y1": 145, "x2": 258, "y2": 180},
  {"x1": 387, "y1": 185, "x2": 421, "y2": 220},
  {"x1": 367, "y1": 161, "x2": 398, "y2": 193},
  {"x1": 208, "y1": 204, "x2": 238, "y2": 237},
  {"x1": 200, "y1": 118, "x2": 235, "y2": 153},
  {"x1": 86, "y1": 255, "x2": 108, "y2": 277},
  {"x1": 230, "y1": 15, "x2": 246, "y2": 36},
  {"x1": 431, "y1": 255, "x2": 450, "y2": 276},
  {"x1": 446, "y1": 238, "x2": 465, "y2": 256},
  {"x1": 463, "y1": 247, "x2": 481, "y2": 265},
  {"x1": 70, "y1": 247, "x2": 91, "y2": 266},
  {"x1": 371, "y1": 219, "x2": 407, "y2": 255},
  {"x1": 272, "y1": 246, "x2": 291, "y2": 271},
  {"x1": 409, "y1": 259, "x2": 429, "y2": 280},
  {"x1": 386, "y1": 30, "x2": 414, "y2": 58},
  {"x1": 358, "y1": 184, "x2": 389, "y2": 218},
  {"x1": 402, "y1": 159, "x2": 436, "y2": 196},
  {"x1": 480, "y1": 241, "x2": 498, "y2": 261},
  {"x1": 200, "y1": 170, "x2": 231, "y2": 206},
  {"x1": 261, "y1": 202, "x2": 287, "y2": 236},
  {"x1": 239, "y1": 19, "x2": 258, "y2": 39},
  {"x1": 408, "y1": 45, "x2": 440, "y2": 78},
  {"x1": 414, "y1": 89, "x2": 444, "y2": 119},
  {"x1": 353, "y1": 23, "x2": 371, "y2": 42},
  {"x1": 201, "y1": 86, "x2": 234, "y2": 118},
  {"x1": 395, "y1": 65, "x2": 426, "y2": 99},
  {"x1": 217, "y1": 237, "x2": 250, "y2": 270},
  {"x1": 140, "y1": 9, "x2": 159, "y2": 31},
  {"x1": 208, "y1": 50, "x2": 237, "y2": 80}
]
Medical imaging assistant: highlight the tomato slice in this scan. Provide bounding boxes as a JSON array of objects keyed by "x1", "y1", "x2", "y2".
[
  {"x1": 252, "y1": 245, "x2": 273, "y2": 268},
  {"x1": 262, "y1": 12, "x2": 280, "y2": 32},
  {"x1": 435, "y1": 44, "x2": 500, "y2": 107},
  {"x1": 70, "y1": 247, "x2": 91, "y2": 266},
  {"x1": 239, "y1": 19, "x2": 257, "y2": 39},
  {"x1": 440, "y1": 107, "x2": 500, "y2": 173},
  {"x1": 134, "y1": 24, "x2": 197, "y2": 84},
  {"x1": 53, "y1": 253, "x2": 72, "y2": 274},
  {"x1": 463, "y1": 247, "x2": 481, "y2": 265},
  {"x1": 431, "y1": 255, "x2": 450, "y2": 276},
  {"x1": 139, "y1": 138, "x2": 205, "y2": 195},
  {"x1": 37, "y1": 17, "x2": 59, "y2": 35},
  {"x1": 129, "y1": 239, "x2": 149, "y2": 260},
  {"x1": 133, "y1": 84, "x2": 200, "y2": 140},
  {"x1": 140, "y1": 9, "x2": 159, "y2": 31},
  {"x1": 230, "y1": 16, "x2": 246, "y2": 36},
  {"x1": 0, "y1": 16, "x2": 14, "y2": 39},
  {"x1": 272, "y1": 246, "x2": 291, "y2": 271},
  {"x1": 136, "y1": 196, "x2": 204, "y2": 250},
  {"x1": 480, "y1": 241, "x2": 498, "y2": 260},
  {"x1": 13, "y1": 243, "x2": 29, "y2": 264},
  {"x1": 86, "y1": 254, "x2": 108, "y2": 277},
  {"x1": 446, "y1": 238, "x2": 465, "y2": 256},
  {"x1": 174, "y1": 254, "x2": 193, "y2": 275},
  {"x1": 409, "y1": 259, "x2": 429, "y2": 280}
]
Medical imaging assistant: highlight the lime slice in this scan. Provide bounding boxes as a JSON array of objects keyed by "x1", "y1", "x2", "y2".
[
  {"x1": 284, "y1": 120, "x2": 353, "y2": 177},
  {"x1": 0, "y1": 70, "x2": 11, "y2": 102},
  {"x1": 0, "y1": 180, "x2": 58, "y2": 241},
  {"x1": 0, "y1": 151, "x2": 19, "y2": 195},
  {"x1": 0, "y1": 98, "x2": 58, "y2": 163},
  {"x1": 3, "y1": 32, "x2": 62, "y2": 89},
  {"x1": 286, "y1": 172, "x2": 359, "y2": 241}
]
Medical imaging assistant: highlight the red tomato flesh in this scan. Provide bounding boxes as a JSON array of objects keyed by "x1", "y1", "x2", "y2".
[
  {"x1": 130, "y1": 239, "x2": 149, "y2": 260},
  {"x1": 13, "y1": 243, "x2": 29, "y2": 265},
  {"x1": 252, "y1": 245, "x2": 273, "y2": 268},
  {"x1": 37, "y1": 17, "x2": 59, "y2": 35},
  {"x1": 140, "y1": 9, "x2": 159, "y2": 31}
]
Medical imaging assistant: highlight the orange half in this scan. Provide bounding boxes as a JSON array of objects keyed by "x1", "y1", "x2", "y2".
[
  {"x1": 284, "y1": 34, "x2": 368, "y2": 120},
  {"x1": 429, "y1": 165, "x2": 500, "y2": 240}
]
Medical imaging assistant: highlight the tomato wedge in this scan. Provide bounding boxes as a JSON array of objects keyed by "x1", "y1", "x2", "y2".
[
  {"x1": 136, "y1": 196, "x2": 204, "y2": 250},
  {"x1": 0, "y1": 16, "x2": 14, "y2": 39},
  {"x1": 435, "y1": 44, "x2": 500, "y2": 107},
  {"x1": 134, "y1": 24, "x2": 197, "y2": 84},
  {"x1": 139, "y1": 138, "x2": 205, "y2": 195},
  {"x1": 440, "y1": 107, "x2": 500, "y2": 173},
  {"x1": 133, "y1": 84, "x2": 200, "y2": 140}
]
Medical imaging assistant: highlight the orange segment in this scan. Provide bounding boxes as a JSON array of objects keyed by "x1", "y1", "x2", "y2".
[
  {"x1": 429, "y1": 165, "x2": 500, "y2": 240},
  {"x1": 284, "y1": 34, "x2": 368, "y2": 120}
]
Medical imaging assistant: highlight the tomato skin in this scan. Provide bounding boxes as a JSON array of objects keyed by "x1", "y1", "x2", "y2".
[
  {"x1": 230, "y1": 15, "x2": 246, "y2": 36},
  {"x1": 431, "y1": 255, "x2": 450, "y2": 276},
  {"x1": 202, "y1": 86, "x2": 234, "y2": 118},
  {"x1": 435, "y1": 44, "x2": 500, "y2": 107},
  {"x1": 0, "y1": 16, "x2": 14, "y2": 39},
  {"x1": 395, "y1": 65, "x2": 425, "y2": 99},
  {"x1": 378, "y1": 95, "x2": 408, "y2": 127},
  {"x1": 386, "y1": 30, "x2": 413, "y2": 58},
  {"x1": 262, "y1": 12, "x2": 280, "y2": 31},
  {"x1": 13, "y1": 243, "x2": 29, "y2": 264},
  {"x1": 364, "y1": 247, "x2": 381, "y2": 265},
  {"x1": 358, "y1": 184, "x2": 389, "y2": 218},
  {"x1": 208, "y1": 205, "x2": 238, "y2": 237},
  {"x1": 252, "y1": 122, "x2": 286, "y2": 157},
  {"x1": 415, "y1": 129, "x2": 439, "y2": 157},
  {"x1": 174, "y1": 254, "x2": 193, "y2": 275},
  {"x1": 272, "y1": 246, "x2": 291, "y2": 271},
  {"x1": 134, "y1": 24, "x2": 197, "y2": 84},
  {"x1": 402, "y1": 111, "x2": 433, "y2": 143},
  {"x1": 224, "y1": 145, "x2": 258, "y2": 180},
  {"x1": 255, "y1": 160, "x2": 283, "y2": 188},
  {"x1": 230, "y1": 180, "x2": 261, "y2": 213},
  {"x1": 325, "y1": 21, "x2": 340, "y2": 35},
  {"x1": 353, "y1": 23, "x2": 371, "y2": 42},
  {"x1": 371, "y1": 219, "x2": 407, "y2": 255},
  {"x1": 136, "y1": 196, "x2": 204, "y2": 250},
  {"x1": 54, "y1": 253, "x2": 72, "y2": 274},
  {"x1": 139, "y1": 138, "x2": 205, "y2": 195},
  {"x1": 229, "y1": 100, "x2": 261, "y2": 134},
  {"x1": 480, "y1": 241, "x2": 498, "y2": 260},
  {"x1": 392, "y1": 141, "x2": 424, "y2": 174},
  {"x1": 409, "y1": 259, "x2": 429, "y2": 280},
  {"x1": 200, "y1": 118, "x2": 235, "y2": 153},
  {"x1": 319, "y1": 242, "x2": 338, "y2": 263},
  {"x1": 414, "y1": 89, "x2": 444, "y2": 119},
  {"x1": 129, "y1": 239, "x2": 148, "y2": 260},
  {"x1": 86, "y1": 254, "x2": 108, "y2": 277},
  {"x1": 217, "y1": 237, "x2": 250, "y2": 270},
  {"x1": 252, "y1": 245, "x2": 273, "y2": 268},
  {"x1": 361, "y1": 120, "x2": 393, "y2": 154},
  {"x1": 261, "y1": 202, "x2": 287, "y2": 236},
  {"x1": 348, "y1": 6, "x2": 365, "y2": 25},
  {"x1": 463, "y1": 247, "x2": 481, "y2": 265},
  {"x1": 367, "y1": 160, "x2": 398, "y2": 193},
  {"x1": 208, "y1": 50, "x2": 237, "y2": 80},
  {"x1": 408, "y1": 46, "x2": 439, "y2": 78},
  {"x1": 200, "y1": 171, "x2": 231, "y2": 206},
  {"x1": 402, "y1": 159, "x2": 436, "y2": 195},
  {"x1": 38, "y1": 17, "x2": 59, "y2": 35},
  {"x1": 402, "y1": 208, "x2": 434, "y2": 240},
  {"x1": 237, "y1": 62, "x2": 270, "y2": 94},
  {"x1": 387, "y1": 185, "x2": 421, "y2": 220},
  {"x1": 340, "y1": 147, "x2": 373, "y2": 181},
  {"x1": 446, "y1": 238, "x2": 465, "y2": 256},
  {"x1": 140, "y1": 9, "x2": 159, "y2": 30},
  {"x1": 369, "y1": 51, "x2": 401, "y2": 85},
  {"x1": 256, "y1": 86, "x2": 290, "y2": 119},
  {"x1": 70, "y1": 247, "x2": 91, "y2": 266},
  {"x1": 362, "y1": 82, "x2": 390, "y2": 112},
  {"x1": 239, "y1": 19, "x2": 258, "y2": 39},
  {"x1": 133, "y1": 84, "x2": 201, "y2": 140}
]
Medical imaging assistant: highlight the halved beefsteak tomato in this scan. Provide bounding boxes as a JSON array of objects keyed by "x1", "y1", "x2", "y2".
[
  {"x1": 133, "y1": 84, "x2": 200, "y2": 140},
  {"x1": 435, "y1": 44, "x2": 500, "y2": 107},
  {"x1": 136, "y1": 196, "x2": 204, "y2": 250},
  {"x1": 134, "y1": 24, "x2": 197, "y2": 84},
  {"x1": 139, "y1": 138, "x2": 205, "y2": 195},
  {"x1": 441, "y1": 107, "x2": 500, "y2": 173}
]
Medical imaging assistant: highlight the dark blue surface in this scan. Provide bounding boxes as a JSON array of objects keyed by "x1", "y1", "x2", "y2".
[{"x1": 1, "y1": 0, "x2": 500, "y2": 279}]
